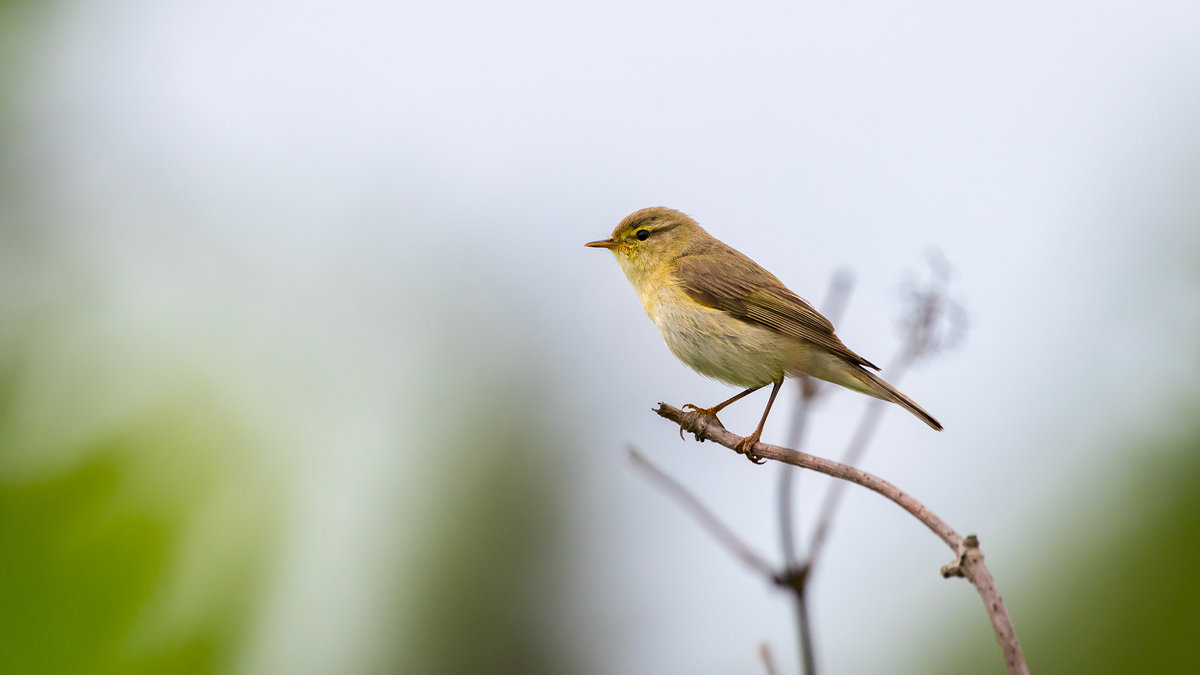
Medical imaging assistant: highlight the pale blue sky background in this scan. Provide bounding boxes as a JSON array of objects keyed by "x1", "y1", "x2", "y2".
[{"x1": 4, "y1": 0, "x2": 1200, "y2": 672}]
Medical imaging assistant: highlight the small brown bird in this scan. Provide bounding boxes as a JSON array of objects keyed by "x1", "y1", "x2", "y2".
[{"x1": 587, "y1": 207, "x2": 941, "y2": 461}]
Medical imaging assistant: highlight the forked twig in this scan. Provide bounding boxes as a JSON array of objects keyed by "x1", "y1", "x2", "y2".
[
  {"x1": 776, "y1": 270, "x2": 854, "y2": 674},
  {"x1": 631, "y1": 258, "x2": 1011, "y2": 673},
  {"x1": 655, "y1": 403, "x2": 1028, "y2": 675}
]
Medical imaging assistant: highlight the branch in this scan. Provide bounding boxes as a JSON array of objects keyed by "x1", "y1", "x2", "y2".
[
  {"x1": 628, "y1": 448, "x2": 776, "y2": 580},
  {"x1": 629, "y1": 448, "x2": 820, "y2": 672},
  {"x1": 655, "y1": 403, "x2": 1028, "y2": 675},
  {"x1": 777, "y1": 270, "x2": 853, "y2": 675},
  {"x1": 805, "y1": 397, "x2": 886, "y2": 566},
  {"x1": 807, "y1": 255, "x2": 965, "y2": 568},
  {"x1": 779, "y1": 269, "x2": 853, "y2": 568},
  {"x1": 777, "y1": 381, "x2": 819, "y2": 675}
]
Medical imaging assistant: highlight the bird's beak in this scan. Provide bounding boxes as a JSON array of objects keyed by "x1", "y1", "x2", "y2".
[{"x1": 585, "y1": 238, "x2": 619, "y2": 249}]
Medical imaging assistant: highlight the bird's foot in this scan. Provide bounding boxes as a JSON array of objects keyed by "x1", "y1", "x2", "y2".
[
  {"x1": 734, "y1": 432, "x2": 766, "y2": 464},
  {"x1": 682, "y1": 403, "x2": 725, "y2": 428}
]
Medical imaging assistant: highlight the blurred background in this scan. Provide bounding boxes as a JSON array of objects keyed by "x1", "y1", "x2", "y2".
[{"x1": 1, "y1": 0, "x2": 1198, "y2": 673}]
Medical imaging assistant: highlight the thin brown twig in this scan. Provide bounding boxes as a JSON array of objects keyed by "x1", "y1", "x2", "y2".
[
  {"x1": 777, "y1": 270, "x2": 862, "y2": 675},
  {"x1": 778, "y1": 272, "x2": 854, "y2": 675},
  {"x1": 627, "y1": 447, "x2": 776, "y2": 579},
  {"x1": 778, "y1": 382, "x2": 813, "y2": 569},
  {"x1": 655, "y1": 403, "x2": 1028, "y2": 675},
  {"x1": 629, "y1": 448, "x2": 815, "y2": 672},
  {"x1": 804, "y1": 382, "x2": 893, "y2": 568},
  {"x1": 778, "y1": 382, "x2": 819, "y2": 675},
  {"x1": 779, "y1": 270, "x2": 854, "y2": 568},
  {"x1": 792, "y1": 581, "x2": 817, "y2": 675},
  {"x1": 805, "y1": 257, "x2": 962, "y2": 569}
]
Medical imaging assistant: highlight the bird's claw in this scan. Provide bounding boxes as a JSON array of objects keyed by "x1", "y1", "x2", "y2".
[
  {"x1": 682, "y1": 403, "x2": 724, "y2": 428},
  {"x1": 734, "y1": 435, "x2": 766, "y2": 464},
  {"x1": 681, "y1": 402, "x2": 763, "y2": 462}
]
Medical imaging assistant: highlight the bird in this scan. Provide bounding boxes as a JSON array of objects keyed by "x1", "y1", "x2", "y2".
[{"x1": 586, "y1": 206, "x2": 941, "y2": 462}]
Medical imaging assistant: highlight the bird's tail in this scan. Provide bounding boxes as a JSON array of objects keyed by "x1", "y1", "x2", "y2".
[{"x1": 847, "y1": 367, "x2": 943, "y2": 431}]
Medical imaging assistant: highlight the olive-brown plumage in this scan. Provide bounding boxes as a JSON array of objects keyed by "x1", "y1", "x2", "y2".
[{"x1": 587, "y1": 207, "x2": 940, "y2": 460}]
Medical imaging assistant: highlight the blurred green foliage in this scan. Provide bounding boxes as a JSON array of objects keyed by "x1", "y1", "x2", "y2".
[
  {"x1": 1, "y1": 452, "x2": 213, "y2": 674},
  {"x1": 0, "y1": 389, "x2": 281, "y2": 675}
]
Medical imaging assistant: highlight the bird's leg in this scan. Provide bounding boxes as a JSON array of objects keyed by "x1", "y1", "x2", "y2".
[
  {"x1": 733, "y1": 379, "x2": 783, "y2": 464},
  {"x1": 683, "y1": 384, "x2": 765, "y2": 427}
]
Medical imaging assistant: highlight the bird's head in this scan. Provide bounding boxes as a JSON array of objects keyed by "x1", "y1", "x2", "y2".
[{"x1": 585, "y1": 206, "x2": 705, "y2": 279}]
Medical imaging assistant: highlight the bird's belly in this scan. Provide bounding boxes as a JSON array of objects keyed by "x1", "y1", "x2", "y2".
[{"x1": 650, "y1": 298, "x2": 787, "y2": 388}]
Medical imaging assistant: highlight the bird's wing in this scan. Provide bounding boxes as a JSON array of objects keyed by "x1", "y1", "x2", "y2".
[{"x1": 674, "y1": 254, "x2": 880, "y2": 371}]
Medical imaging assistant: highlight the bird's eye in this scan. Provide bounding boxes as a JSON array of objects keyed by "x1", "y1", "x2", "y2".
[{"x1": 636, "y1": 229, "x2": 650, "y2": 241}]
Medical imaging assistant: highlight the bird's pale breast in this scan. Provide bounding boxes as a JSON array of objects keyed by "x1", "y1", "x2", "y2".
[{"x1": 640, "y1": 280, "x2": 791, "y2": 389}]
